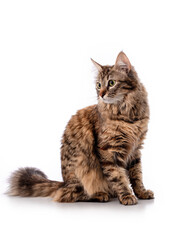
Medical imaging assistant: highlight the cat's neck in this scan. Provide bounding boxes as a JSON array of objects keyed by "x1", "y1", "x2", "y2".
[{"x1": 97, "y1": 84, "x2": 149, "y2": 123}]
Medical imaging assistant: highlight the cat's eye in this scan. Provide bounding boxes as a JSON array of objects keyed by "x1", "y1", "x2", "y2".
[
  {"x1": 108, "y1": 80, "x2": 116, "y2": 87},
  {"x1": 97, "y1": 82, "x2": 101, "y2": 89}
]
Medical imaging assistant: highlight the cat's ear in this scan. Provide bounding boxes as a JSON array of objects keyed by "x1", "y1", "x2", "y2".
[
  {"x1": 91, "y1": 58, "x2": 103, "y2": 72},
  {"x1": 114, "y1": 51, "x2": 131, "y2": 73}
]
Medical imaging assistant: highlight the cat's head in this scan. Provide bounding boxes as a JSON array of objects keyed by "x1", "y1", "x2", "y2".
[{"x1": 91, "y1": 51, "x2": 138, "y2": 104}]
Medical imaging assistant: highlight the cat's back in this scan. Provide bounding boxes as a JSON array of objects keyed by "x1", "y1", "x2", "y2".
[
  {"x1": 61, "y1": 105, "x2": 98, "y2": 151},
  {"x1": 61, "y1": 104, "x2": 99, "y2": 180}
]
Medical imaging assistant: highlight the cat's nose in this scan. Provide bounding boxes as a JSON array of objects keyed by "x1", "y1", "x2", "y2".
[{"x1": 99, "y1": 89, "x2": 106, "y2": 98}]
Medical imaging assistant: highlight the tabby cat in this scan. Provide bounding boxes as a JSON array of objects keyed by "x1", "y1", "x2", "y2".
[{"x1": 8, "y1": 51, "x2": 154, "y2": 205}]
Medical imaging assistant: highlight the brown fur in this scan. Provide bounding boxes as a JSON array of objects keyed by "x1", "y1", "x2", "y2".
[{"x1": 8, "y1": 51, "x2": 154, "y2": 205}]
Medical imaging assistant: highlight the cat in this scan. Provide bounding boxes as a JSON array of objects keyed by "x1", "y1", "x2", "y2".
[{"x1": 8, "y1": 51, "x2": 154, "y2": 205}]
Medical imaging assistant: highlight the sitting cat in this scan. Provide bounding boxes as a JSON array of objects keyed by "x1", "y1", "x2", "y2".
[{"x1": 8, "y1": 51, "x2": 154, "y2": 205}]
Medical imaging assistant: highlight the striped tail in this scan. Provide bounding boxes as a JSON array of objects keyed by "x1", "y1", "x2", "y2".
[{"x1": 8, "y1": 167, "x2": 64, "y2": 197}]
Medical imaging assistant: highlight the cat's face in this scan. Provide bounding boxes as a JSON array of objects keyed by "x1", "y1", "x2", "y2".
[{"x1": 92, "y1": 52, "x2": 138, "y2": 104}]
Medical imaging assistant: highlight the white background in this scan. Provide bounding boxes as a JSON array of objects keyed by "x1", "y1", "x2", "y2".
[{"x1": 0, "y1": 0, "x2": 179, "y2": 239}]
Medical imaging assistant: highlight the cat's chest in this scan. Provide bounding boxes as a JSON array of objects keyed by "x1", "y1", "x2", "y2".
[{"x1": 98, "y1": 118, "x2": 148, "y2": 152}]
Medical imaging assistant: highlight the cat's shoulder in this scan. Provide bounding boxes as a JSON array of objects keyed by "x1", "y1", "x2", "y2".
[
  {"x1": 68, "y1": 104, "x2": 98, "y2": 126},
  {"x1": 65, "y1": 105, "x2": 98, "y2": 139},
  {"x1": 76, "y1": 104, "x2": 97, "y2": 115}
]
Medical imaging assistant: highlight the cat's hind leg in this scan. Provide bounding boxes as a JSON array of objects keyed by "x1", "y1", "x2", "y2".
[
  {"x1": 75, "y1": 156, "x2": 112, "y2": 202},
  {"x1": 53, "y1": 183, "x2": 110, "y2": 203},
  {"x1": 53, "y1": 163, "x2": 112, "y2": 203}
]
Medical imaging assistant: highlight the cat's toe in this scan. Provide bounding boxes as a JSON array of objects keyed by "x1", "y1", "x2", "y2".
[
  {"x1": 137, "y1": 189, "x2": 154, "y2": 199},
  {"x1": 119, "y1": 194, "x2": 137, "y2": 205}
]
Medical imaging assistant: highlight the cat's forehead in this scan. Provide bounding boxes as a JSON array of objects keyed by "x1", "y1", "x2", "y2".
[
  {"x1": 98, "y1": 65, "x2": 125, "y2": 81},
  {"x1": 98, "y1": 65, "x2": 113, "y2": 79}
]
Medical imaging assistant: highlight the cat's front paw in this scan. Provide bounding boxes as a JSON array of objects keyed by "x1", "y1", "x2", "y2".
[
  {"x1": 119, "y1": 194, "x2": 137, "y2": 205},
  {"x1": 136, "y1": 189, "x2": 154, "y2": 199}
]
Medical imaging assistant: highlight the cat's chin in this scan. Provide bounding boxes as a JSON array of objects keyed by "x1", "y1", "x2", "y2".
[
  {"x1": 99, "y1": 96, "x2": 123, "y2": 104},
  {"x1": 101, "y1": 99, "x2": 116, "y2": 104}
]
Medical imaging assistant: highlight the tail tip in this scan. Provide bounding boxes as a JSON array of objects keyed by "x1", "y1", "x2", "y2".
[{"x1": 7, "y1": 167, "x2": 47, "y2": 197}]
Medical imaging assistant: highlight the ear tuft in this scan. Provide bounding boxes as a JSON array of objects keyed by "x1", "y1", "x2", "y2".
[
  {"x1": 91, "y1": 58, "x2": 103, "y2": 72},
  {"x1": 114, "y1": 51, "x2": 131, "y2": 73}
]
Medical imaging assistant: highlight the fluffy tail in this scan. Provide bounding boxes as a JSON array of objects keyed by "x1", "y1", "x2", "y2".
[{"x1": 7, "y1": 167, "x2": 64, "y2": 197}]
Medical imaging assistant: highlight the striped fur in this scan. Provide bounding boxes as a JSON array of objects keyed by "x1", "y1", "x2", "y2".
[{"x1": 8, "y1": 51, "x2": 154, "y2": 205}]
